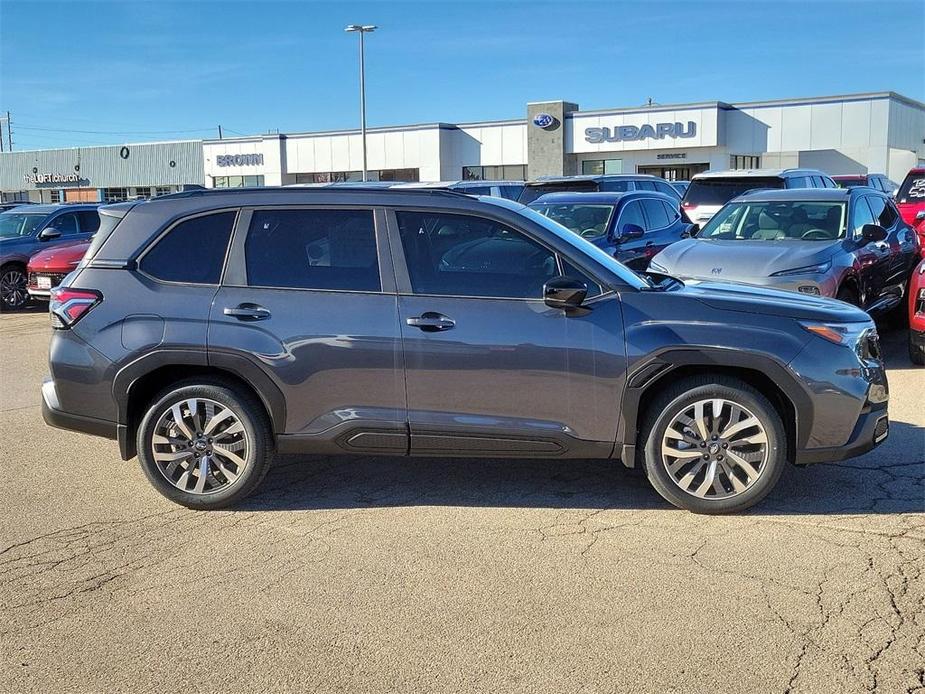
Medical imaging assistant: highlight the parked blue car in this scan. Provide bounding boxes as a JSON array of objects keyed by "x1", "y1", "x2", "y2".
[
  {"x1": 0, "y1": 204, "x2": 100, "y2": 309},
  {"x1": 527, "y1": 191, "x2": 694, "y2": 272}
]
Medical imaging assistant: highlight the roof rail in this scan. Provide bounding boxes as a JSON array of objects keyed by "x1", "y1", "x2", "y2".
[{"x1": 152, "y1": 186, "x2": 477, "y2": 201}]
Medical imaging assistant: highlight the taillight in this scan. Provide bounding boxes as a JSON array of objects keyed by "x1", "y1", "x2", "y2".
[
  {"x1": 682, "y1": 201, "x2": 694, "y2": 208},
  {"x1": 49, "y1": 287, "x2": 102, "y2": 329}
]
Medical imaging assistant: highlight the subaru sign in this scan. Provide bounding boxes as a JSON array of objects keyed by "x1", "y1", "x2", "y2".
[
  {"x1": 584, "y1": 121, "x2": 697, "y2": 144},
  {"x1": 532, "y1": 113, "x2": 556, "y2": 129}
]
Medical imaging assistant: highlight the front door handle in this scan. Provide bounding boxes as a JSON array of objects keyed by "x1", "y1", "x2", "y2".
[
  {"x1": 224, "y1": 303, "x2": 271, "y2": 321},
  {"x1": 406, "y1": 312, "x2": 455, "y2": 332}
]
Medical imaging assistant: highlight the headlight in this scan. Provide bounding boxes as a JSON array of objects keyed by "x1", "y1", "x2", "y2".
[
  {"x1": 771, "y1": 260, "x2": 832, "y2": 277},
  {"x1": 801, "y1": 321, "x2": 879, "y2": 358}
]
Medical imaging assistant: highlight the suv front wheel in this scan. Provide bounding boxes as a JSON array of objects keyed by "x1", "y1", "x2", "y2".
[
  {"x1": 640, "y1": 376, "x2": 786, "y2": 514},
  {"x1": 136, "y1": 381, "x2": 273, "y2": 509}
]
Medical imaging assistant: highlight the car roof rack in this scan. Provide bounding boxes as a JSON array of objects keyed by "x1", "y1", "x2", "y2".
[{"x1": 152, "y1": 186, "x2": 477, "y2": 202}]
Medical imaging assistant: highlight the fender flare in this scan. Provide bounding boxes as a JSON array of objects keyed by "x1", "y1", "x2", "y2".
[{"x1": 617, "y1": 347, "x2": 813, "y2": 466}]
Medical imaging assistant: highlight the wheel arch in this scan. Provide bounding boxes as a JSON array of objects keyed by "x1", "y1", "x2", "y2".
[
  {"x1": 618, "y1": 349, "x2": 811, "y2": 468},
  {"x1": 115, "y1": 351, "x2": 286, "y2": 460}
]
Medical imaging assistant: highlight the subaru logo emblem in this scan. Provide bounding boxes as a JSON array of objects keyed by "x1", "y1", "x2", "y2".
[{"x1": 532, "y1": 112, "x2": 556, "y2": 129}]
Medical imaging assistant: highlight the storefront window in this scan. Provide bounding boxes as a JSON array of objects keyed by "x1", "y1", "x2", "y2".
[
  {"x1": 154, "y1": 186, "x2": 172, "y2": 197},
  {"x1": 103, "y1": 187, "x2": 129, "y2": 202},
  {"x1": 730, "y1": 155, "x2": 760, "y2": 170},
  {"x1": 213, "y1": 176, "x2": 265, "y2": 188},
  {"x1": 49, "y1": 190, "x2": 62, "y2": 203},
  {"x1": 581, "y1": 159, "x2": 623, "y2": 175},
  {"x1": 461, "y1": 165, "x2": 526, "y2": 181},
  {"x1": 134, "y1": 186, "x2": 151, "y2": 198}
]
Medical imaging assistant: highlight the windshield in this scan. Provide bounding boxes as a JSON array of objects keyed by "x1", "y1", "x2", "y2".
[
  {"x1": 897, "y1": 172, "x2": 925, "y2": 204},
  {"x1": 0, "y1": 213, "x2": 46, "y2": 240},
  {"x1": 510, "y1": 204, "x2": 649, "y2": 289},
  {"x1": 683, "y1": 177, "x2": 785, "y2": 206},
  {"x1": 528, "y1": 203, "x2": 615, "y2": 239},
  {"x1": 699, "y1": 201, "x2": 847, "y2": 241}
]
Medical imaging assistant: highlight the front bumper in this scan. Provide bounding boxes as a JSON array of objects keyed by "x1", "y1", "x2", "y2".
[
  {"x1": 910, "y1": 329, "x2": 925, "y2": 361},
  {"x1": 795, "y1": 403, "x2": 888, "y2": 464}
]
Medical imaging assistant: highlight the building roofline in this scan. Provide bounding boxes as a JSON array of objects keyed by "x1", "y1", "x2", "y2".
[{"x1": 0, "y1": 139, "x2": 204, "y2": 155}]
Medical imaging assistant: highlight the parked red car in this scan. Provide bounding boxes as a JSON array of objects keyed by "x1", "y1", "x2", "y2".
[
  {"x1": 26, "y1": 238, "x2": 91, "y2": 300},
  {"x1": 910, "y1": 258, "x2": 925, "y2": 365},
  {"x1": 896, "y1": 167, "x2": 925, "y2": 253}
]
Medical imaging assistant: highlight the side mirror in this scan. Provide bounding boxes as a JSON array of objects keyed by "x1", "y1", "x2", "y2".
[
  {"x1": 861, "y1": 223, "x2": 887, "y2": 243},
  {"x1": 544, "y1": 276, "x2": 588, "y2": 311},
  {"x1": 38, "y1": 228, "x2": 62, "y2": 240},
  {"x1": 682, "y1": 224, "x2": 700, "y2": 238},
  {"x1": 915, "y1": 211, "x2": 925, "y2": 222},
  {"x1": 617, "y1": 223, "x2": 644, "y2": 242}
]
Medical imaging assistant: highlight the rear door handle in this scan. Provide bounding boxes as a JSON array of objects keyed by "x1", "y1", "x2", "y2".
[
  {"x1": 406, "y1": 312, "x2": 455, "y2": 332},
  {"x1": 223, "y1": 304, "x2": 271, "y2": 321}
]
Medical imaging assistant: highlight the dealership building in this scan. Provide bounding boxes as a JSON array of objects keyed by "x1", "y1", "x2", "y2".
[{"x1": 2, "y1": 91, "x2": 923, "y2": 201}]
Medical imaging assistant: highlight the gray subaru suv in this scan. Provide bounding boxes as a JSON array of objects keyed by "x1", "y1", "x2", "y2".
[{"x1": 42, "y1": 188, "x2": 889, "y2": 514}]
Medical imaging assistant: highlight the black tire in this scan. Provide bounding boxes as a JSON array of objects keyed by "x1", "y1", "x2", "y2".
[
  {"x1": 910, "y1": 334, "x2": 925, "y2": 366},
  {"x1": 639, "y1": 376, "x2": 787, "y2": 514},
  {"x1": 0, "y1": 263, "x2": 29, "y2": 311},
  {"x1": 136, "y1": 380, "x2": 273, "y2": 509},
  {"x1": 835, "y1": 285, "x2": 859, "y2": 307}
]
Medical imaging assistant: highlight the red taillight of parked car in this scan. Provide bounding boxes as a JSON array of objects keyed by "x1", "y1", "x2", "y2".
[{"x1": 49, "y1": 287, "x2": 102, "y2": 329}]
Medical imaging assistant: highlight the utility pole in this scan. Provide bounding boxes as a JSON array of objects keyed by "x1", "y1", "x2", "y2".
[
  {"x1": 218, "y1": 125, "x2": 223, "y2": 140},
  {"x1": 5, "y1": 111, "x2": 11, "y2": 151}
]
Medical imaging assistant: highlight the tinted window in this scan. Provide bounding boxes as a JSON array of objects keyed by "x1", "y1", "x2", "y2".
[
  {"x1": 787, "y1": 176, "x2": 811, "y2": 188},
  {"x1": 835, "y1": 178, "x2": 867, "y2": 189},
  {"x1": 653, "y1": 180, "x2": 681, "y2": 199},
  {"x1": 683, "y1": 177, "x2": 785, "y2": 206},
  {"x1": 498, "y1": 185, "x2": 524, "y2": 200},
  {"x1": 518, "y1": 182, "x2": 597, "y2": 204},
  {"x1": 245, "y1": 209, "x2": 379, "y2": 291},
  {"x1": 600, "y1": 180, "x2": 631, "y2": 193},
  {"x1": 851, "y1": 197, "x2": 876, "y2": 237},
  {"x1": 141, "y1": 211, "x2": 235, "y2": 284},
  {"x1": 76, "y1": 211, "x2": 100, "y2": 233},
  {"x1": 396, "y1": 211, "x2": 557, "y2": 298},
  {"x1": 635, "y1": 181, "x2": 658, "y2": 191},
  {"x1": 662, "y1": 200, "x2": 681, "y2": 223},
  {"x1": 618, "y1": 201, "x2": 646, "y2": 233},
  {"x1": 897, "y1": 172, "x2": 925, "y2": 203},
  {"x1": 561, "y1": 260, "x2": 603, "y2": 298},
  {"x1": 641, "y1": 198, "x2": 671, "y2": 229},
  {"x1": 49, "y1": 213, "x2": 78, "y2": 233},
  {"x1": 866, "y1": 196, "x2": 898, "y2": 228}
]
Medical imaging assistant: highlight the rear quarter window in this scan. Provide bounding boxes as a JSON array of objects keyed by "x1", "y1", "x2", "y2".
[{"x1": 140, "y1": 211, "x2": 236, "y2": 284}]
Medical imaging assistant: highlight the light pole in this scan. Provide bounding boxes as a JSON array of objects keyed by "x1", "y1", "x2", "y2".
[{"x1": 345, "y1": 24, "x2": 377, "y2": 182}]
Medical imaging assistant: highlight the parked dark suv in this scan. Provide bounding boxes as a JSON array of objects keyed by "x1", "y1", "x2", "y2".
[{"x1": 43, "y1": 188, "x2": 889, "y2": 514}]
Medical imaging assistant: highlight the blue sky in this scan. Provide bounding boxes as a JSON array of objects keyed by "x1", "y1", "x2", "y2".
[{"x1": 2, "y1": 0, "x2": 923, "y2": 150}]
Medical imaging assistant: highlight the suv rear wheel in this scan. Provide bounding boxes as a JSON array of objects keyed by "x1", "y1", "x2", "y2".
[
  {"x1": 640, "y1": 376, "x2": 786, "y2": 514},
  {"x1": 136, "y1": 381, "x2": 272, "y2": 509}
]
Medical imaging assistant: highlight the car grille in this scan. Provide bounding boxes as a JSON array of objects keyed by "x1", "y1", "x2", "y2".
[{"x1": 28, "y1": 272, "x2": 68, "y2": 288}]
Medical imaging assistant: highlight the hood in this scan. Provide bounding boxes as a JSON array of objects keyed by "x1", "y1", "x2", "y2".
[
  {"x1": 653, "y1": 238, "x2": 840, "y2": 281},
  {"x1": 27, "y1": 238, "x2": 91, "y2": 269},
  {"x1": 671, "y1": 279, "x2": 868, "y2": 322}
]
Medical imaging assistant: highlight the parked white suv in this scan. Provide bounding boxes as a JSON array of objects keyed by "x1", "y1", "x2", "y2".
[{"x1": 682, "y1": 168, "x2": 837, "y2": 225}]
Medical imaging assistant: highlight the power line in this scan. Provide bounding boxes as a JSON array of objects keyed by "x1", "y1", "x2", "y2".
[{"x1": 14, "y1": 124, "x2": 216, "y2": 135}]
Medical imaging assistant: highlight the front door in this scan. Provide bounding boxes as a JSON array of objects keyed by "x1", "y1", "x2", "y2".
[
  {"x1": 388, "y1": 208, "x2": 626, "y2": 457},
  {"x1": 209, "y1": 206, "x2": 407, "y2": 454}
]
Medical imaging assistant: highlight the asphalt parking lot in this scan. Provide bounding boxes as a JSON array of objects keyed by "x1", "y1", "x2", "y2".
[{"x1": 0, "y1": 309, "x2": 922, "y2": 694}]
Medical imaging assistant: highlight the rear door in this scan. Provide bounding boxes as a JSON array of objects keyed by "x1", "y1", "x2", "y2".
[
  {"x1": 210, "y1": 206, "x2": 407, "y2": 453},
  {"x1": 639, "y1": 197, "x2": 685, "y2": 263},
  {"x1": 388, "y1": 207, "x2": 625, "y2": 457}
]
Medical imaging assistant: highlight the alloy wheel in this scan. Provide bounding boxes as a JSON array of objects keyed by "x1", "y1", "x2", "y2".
[
  {"x1": 660, "y1": 398, "x2": 769, "y2": 500},
  {"x1": 0, "y1": 268, "x2": 28, "y2": 309},
  {"x1": 151, "y1": 398, "x2": 249, "y2": 495}
]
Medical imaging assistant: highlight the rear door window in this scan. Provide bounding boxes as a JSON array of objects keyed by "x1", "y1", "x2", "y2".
[
  {"x1": 635, "y1": 181, "x2": 658, "y2": 192},
  {"x1": 141, "y1": 211, "x2": 236, "y2": 284},
  {"x1": 641, "y1": 198, "x2": 671, "y2": 230},
  {"x1": 48, "y1": 213, "x2": 79, "y2": 235},
  {"x1": 245, "y1": 209, "x2": 380, "y2": 291},
  {"x1": 684, "y1": 177, "x2": 785, "y2": 206},
  {"x1": 76, "y1": 211, "x2": 100, "y2": 233}
]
